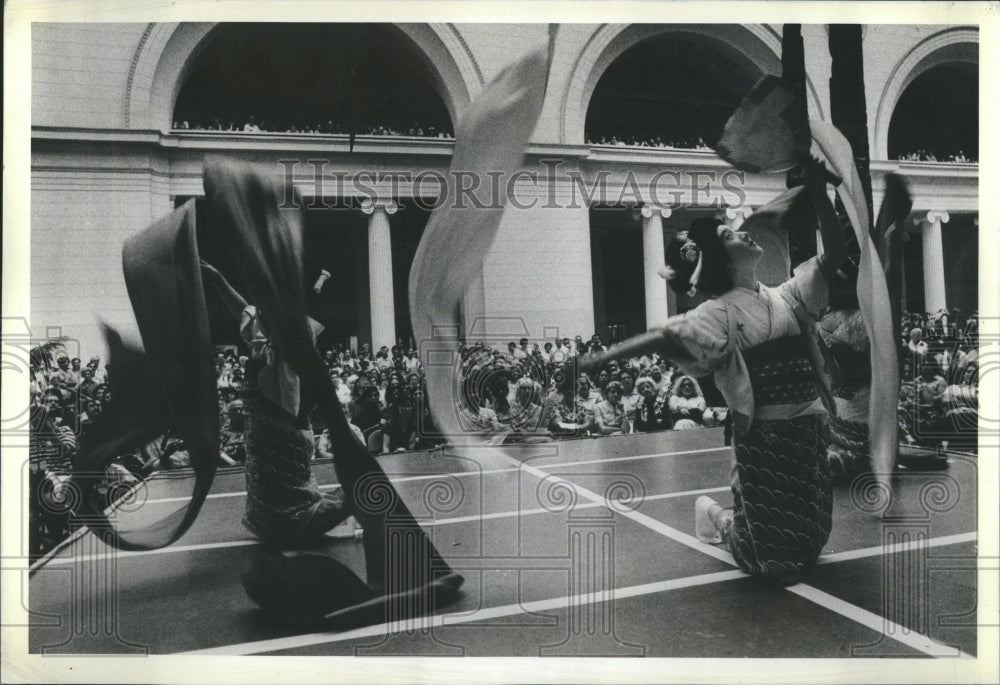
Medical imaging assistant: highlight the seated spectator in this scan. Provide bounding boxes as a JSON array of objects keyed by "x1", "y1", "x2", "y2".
[
  {"x1": 551, "y1": 339, "x2": 568, "y2": 364},
  {"x1": 595, "y1": 368, "x2": 611, "y2": 395},
  {"x1": 220, "y1": 399, "x2": 247, "y2": 463},
  {"x1": 647, "y1": 365, "x2": 669, "y2": 396},
  {"x1": 375, "y1": 346, "x2": 393, "y2": 370},
  {"x1": 942, "y1": 349, "x2": 978, "y2": 437},
  {"x1": 348, "y1": 376, "x2": 383, "y2": 435},
  {"x1": 68, "y1": 358, "x2": 82, "y2": 386},
  {"x1": 575, "y1": 373, "x2": 601, "y2": 414},
  {"x1": 542, "y1": 341, "x2": 554, "y2": 362},
  {"x1": 80, "y1": 397, "x2": 102, "y2": 429},
  {"x1": 404, "y1": 349, "x2": 421, "y2": 372},
  {"x1": 507, "y1": 377, "x2": 545, "y2": 437},
  {"x1": 541, "y1": 366, "x2": 593, "y2": 437},
  {"x1": 915, "y1": 361, "x2": 948, "y2": 433},
  {"x1": 382, "y1": 388, "x2": 419, "y2": 453},
  {"x1": 593, "y1": 380, "x2": 630, "y2": 435},
  {"x1": 30, "y1": 391, "x2": 77, "y2": 475},
  {"x1": 78, "y1": 367, "x2": 98, "y2": 398},
  {"x1": 907, "y1": 326, "x2": 929, "y2": 356},
  {"x1": 668, "y1": 375, "x2": 707, "y2": 429},
  {"x1": 618, "y1": 370, "x2": 641, "y2": 425},
  {"x1": 633, "y1": 377, "x2": 670, "y2": 432}
]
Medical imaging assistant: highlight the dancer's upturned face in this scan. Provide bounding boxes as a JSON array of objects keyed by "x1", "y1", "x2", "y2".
[{"x1": 717, "y1": 225, "x2": 763, "y2": 268}]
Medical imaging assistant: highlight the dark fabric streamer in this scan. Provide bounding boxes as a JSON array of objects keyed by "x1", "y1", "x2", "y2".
[
  {"x1": 75, "y1": 158, "x2": 456, "y2": 606},
  {"x1": 73, "y1": 200, "x2": 219, "y2": 550}
]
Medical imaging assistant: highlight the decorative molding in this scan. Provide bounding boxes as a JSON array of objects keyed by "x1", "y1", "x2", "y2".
[
  {"x1": 123, "y1": 23, "x2": 156, "y2": 128},
  {"x1": 444, "y1": 23, "x2": 484, "y2": 86}
]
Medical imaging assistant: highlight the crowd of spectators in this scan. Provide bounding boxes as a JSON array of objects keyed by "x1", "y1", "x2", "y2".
[
  {"x1": 26, "y1": 308, "x2": 979, "y2": 556},
  {"x1": 172, "y1": 116, "x2": 454, "y2": 139},
  {"x1": 897, "y1": 309, "x2": 979, "y2": 447},
  {"x1": 586, "y1": 134, "x2": 713, "y2": 151},
  {"x1": 28, "y1": 346, "x2": 136, "y2": 557},
  {"x1": 896, "y1": 149, "x2": 976, "y2": 164},
  {"x1": 452, "y1": 334, "x2": 726, "y2": 444}
]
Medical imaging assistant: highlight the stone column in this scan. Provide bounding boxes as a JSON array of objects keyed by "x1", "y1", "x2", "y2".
[
  {"x1": 641, "y1": 206, "x2": 671, "y2": 329},
  {"x1": 922, "y1": 210, "x2": 949, "y2": 316},
  {"x1": 362, "y1": 199, "x2": 398, "y2": 350}
]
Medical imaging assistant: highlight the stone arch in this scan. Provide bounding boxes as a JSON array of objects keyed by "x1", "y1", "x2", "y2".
[
  {"x1": 873, "y1": 27, "x2": 978, "y2": 160},
  {"x1": 561, "y1": 23, "x2": 825, "y2": 145},
  {"x1": 125, "y1": 22, "x2": 482, "y2": 132}
]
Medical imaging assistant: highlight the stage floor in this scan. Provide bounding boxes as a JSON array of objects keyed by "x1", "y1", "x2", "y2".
[{"x1": 28, "y1": 428, "x2": 978, "y2": 657}]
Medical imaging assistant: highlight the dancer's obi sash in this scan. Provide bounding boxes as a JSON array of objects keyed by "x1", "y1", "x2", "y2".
[
  {"x1": 705, "y1": 299, "x2": 836, "y2": 437},
  {"x1": 742, "y1": 335, "x2": 822, "y2": 408}
]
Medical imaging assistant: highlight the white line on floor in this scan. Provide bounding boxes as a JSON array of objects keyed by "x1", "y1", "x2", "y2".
[
  {"x1": 513, "y1": 459, "x2": 737, "y2": 564},
  {"x1": 434, "y1": 485, "x2": 732, "y2": 526},
  {"x1": 786, "y1": 584, "x2": 971, "y2": 658},
  {"x1": 177, "y1": 568, "x2": 748, "y2": 656},
  {"x1": 172, "y1": 527, "x2": 977, "y2": 657},
  {"x1": 36, "y1": 485, "x2": 736, "y2": 566},
  {"x1": 516, "y1": 457, "x2": 972, "y2": 659},
  {"x1": 818, "y1": 531, "x2": 977, "y2": 565},
  {"x1": 138, "y1": 445, "x2": 729, "y2": 505}
]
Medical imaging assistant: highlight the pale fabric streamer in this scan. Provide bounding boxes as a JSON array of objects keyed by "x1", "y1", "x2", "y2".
[
  {"x1": 809, "y1": 120, "x2": 899, "y2": 485},
  {"x1": 409, "y1": 29, "x2": 554, "y2": 466}
]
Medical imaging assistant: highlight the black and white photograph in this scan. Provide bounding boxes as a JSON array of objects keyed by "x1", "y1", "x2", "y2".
[{"x1": 2, "y1": 2, "x2": 997, "y2": 683}]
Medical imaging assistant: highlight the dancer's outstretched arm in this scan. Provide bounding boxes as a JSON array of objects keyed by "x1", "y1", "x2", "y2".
[
  {"x1": 200, "y1": 260, "x2": 249, "y2": 320},
  {"x1": 580, "y1": 325, "x2": 687, "y2": 373}
]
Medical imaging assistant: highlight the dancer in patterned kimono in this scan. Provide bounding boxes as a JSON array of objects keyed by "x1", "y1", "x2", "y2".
[
  {"x1": 583, "y1": 154, "x2": 847, "y2": 585},
  {"x1": 199, "y1": 260, "x2": 351, "y2": 545}
]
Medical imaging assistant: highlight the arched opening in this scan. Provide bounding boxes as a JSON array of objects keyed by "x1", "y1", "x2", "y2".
[
  {"x1": 888, "y1": 63, "x2": 978, "y2": 162},
  {"x1": 172, "y1": 23, "x2": 453, "y2": 135},
  {"x1": 585, "y1": 32, "x2": 762, "y2": 148}
]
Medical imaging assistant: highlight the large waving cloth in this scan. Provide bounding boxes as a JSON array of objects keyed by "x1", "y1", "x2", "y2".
[
  {"x1": 409, "y1": 29, "x2": 554, "y2": 446},
  {"x1": 200, "y1": 159, "x2": 461, "y2": 609},
  {"x1": 717, "y1": 76, "x2": 898, "y2": 484},
  {"x1": 72, "y1": 200, "x2": 218, "y2": 550}
]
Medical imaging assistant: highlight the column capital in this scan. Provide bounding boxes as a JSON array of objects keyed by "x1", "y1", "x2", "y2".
[
  {"x1": 361, "y1": 199, "x2": 398, "y2": 215},
  {"x1": 640, "y1": 205, "x2": 671, "y2": 219},
  {"x1": 725, "y1": 206, "x2": 753, "y2": 223},
  {"x1": 924, "y1": 210, "x2": 950, "y2": 225}
]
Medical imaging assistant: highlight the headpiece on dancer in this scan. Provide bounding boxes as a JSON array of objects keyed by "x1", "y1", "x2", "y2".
[{"x1": 662, "y1": 218, "x2": 728, "y2": 297}]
